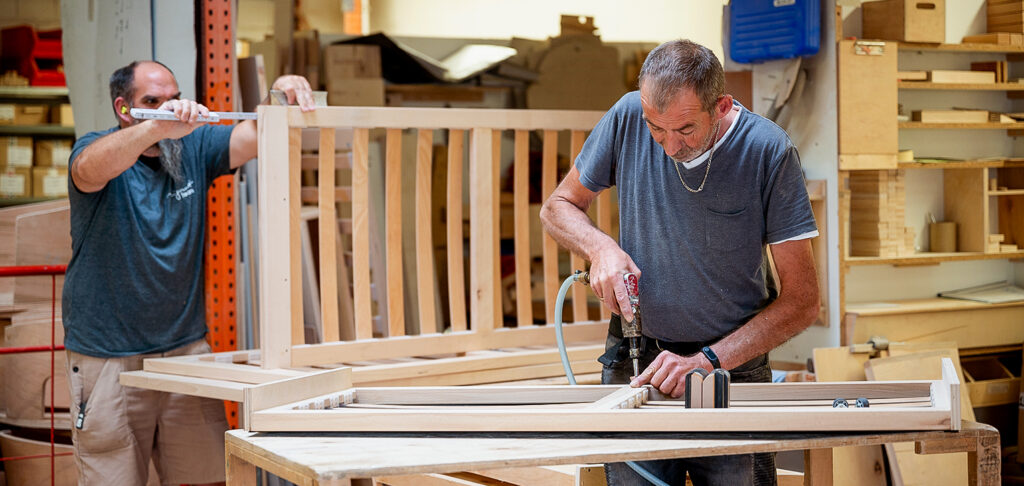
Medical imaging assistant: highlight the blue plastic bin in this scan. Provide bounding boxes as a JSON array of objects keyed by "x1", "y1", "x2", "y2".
[{"x1": 729, "y1": 0, "x2": 821, "y2": 64}]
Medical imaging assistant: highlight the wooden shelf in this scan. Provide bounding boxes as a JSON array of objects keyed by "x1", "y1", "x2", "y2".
[
  {"x1": 898, "y1": 159, "x2": 1008, "y2": 169},
  {"x1": 0, "y1": 125, "x2": 75, "y2": 136},
  {"x1": 846, "y1": 297, "x2": 1024, "y2": 317},
  {"x1": 989, "y1": 189, "x2": 1024, "y2": 195},
  {"x1": 0, "y1": 86, "x2": 69, "y2": 99},
  {"x1": 898, "y1": 81, "x2": 1024, "y2": 90},
  {"x1": 899, "y1": 121, "x2": 1024, "y2": 129},
  {"x1": 0, "y1": 196, "x2": 67, "y2": 207},
  {"x1": 898, "y1": 42, "x2": 1024, "y2": 53},
  {"x1": 845, "y1": 251, "x2": 1024, "y2": 266}
]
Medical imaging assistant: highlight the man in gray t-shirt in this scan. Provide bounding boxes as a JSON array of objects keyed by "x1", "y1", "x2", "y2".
[{"x1": 541, "y1": 40, "x2": 819, "y2": 486}]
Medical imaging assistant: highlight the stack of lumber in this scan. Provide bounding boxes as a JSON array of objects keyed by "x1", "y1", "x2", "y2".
[
  {"x1": 848, "y1": 170, "x2": 913, "y2": 257},
  {"x1": 963, "y1": 32, "x2": 1024, "y2": 45},
  {"x1": 988, "y1": 1, "x2": 1024, "y2": 34}
]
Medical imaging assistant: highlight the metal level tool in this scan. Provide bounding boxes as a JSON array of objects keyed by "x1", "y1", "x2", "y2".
[{"x1": 130, "y1": 107, "x2": 258, "y2": 122}]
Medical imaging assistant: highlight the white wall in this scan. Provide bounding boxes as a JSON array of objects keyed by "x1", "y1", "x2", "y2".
[{"x1": 369, "y1": 0, "x2": 729, "y2": 58}]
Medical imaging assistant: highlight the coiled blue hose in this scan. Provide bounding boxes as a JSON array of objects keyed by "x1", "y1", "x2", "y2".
[{"x1": 554, "y1": 272, "x2": 670, "y2": 486}]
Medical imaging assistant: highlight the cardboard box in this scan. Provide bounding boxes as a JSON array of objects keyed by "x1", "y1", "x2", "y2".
[
  {"x1": 31, "y1": 167, "x2": 67, "y2": 198},
  {"x1": 323, "y1": 44, "x2": 382, "y2": 80},
  {"x1": 0, "y1": 166, "x2": 31, "y2": 196},
  {"x1": 33, "y1": 139, "x2": 72, "y2": 167},
  {"x1": 0, "y1": 137, "x2": 33, "y2": 167},
  {"x1": 862, "y1": 0, "x2": 945, "y2": 44},
  {"x1": 50, "y1": 104, "x2": 73, "y2": 127},
  {"x1": 327, "y1": 78, "x2": 385, "y2": 107},
  {"x1": 0, "y1": 104, "x2": 49, "y2": 125}
]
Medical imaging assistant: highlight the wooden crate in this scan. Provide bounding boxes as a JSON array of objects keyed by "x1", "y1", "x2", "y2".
[{"x1": 862, "y1": 0, "x2": 945, "y2": 43}]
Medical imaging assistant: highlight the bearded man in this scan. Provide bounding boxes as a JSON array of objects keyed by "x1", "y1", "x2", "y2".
[{"x1": 62, "y1": 60, "x2": 314, "y2": 486}]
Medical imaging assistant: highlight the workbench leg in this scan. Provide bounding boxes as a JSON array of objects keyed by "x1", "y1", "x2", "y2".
[
  {"x1": 967, "y1": 432, "x2": 1001, "y2": 486},
  {"x1": 803, "y1": 448, "x2": 833, "y2": 486},
  {"x1": 226, "y1": 448, "x2": 258, "y2": 486}
]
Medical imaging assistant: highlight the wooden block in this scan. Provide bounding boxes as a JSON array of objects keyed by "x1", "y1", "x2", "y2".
[
  {"x1": 911, "y1": 109, "x2": 988, "y2": 123},
  {"x1": 928, "y1": 70, "x2": 996, "y2": 84},
  {"x1": 988, "y1": 233, "x2": 1005, "y2": 243},
  {"x1": 971, "y1": 61, "x2": 1006, "y2": 83},
  {"x1": 323, "y1": 44, "x2": 381, "y2": 79},
  {"x1": 962, "y1": 33, "x2": 1013, "y2": 45},
  {"x1": 897, "y1": 71, "x2": 928, "y2": 81},
  {"x1": 1001, "y1": 243, "x2": 1019, "y2": 252}
]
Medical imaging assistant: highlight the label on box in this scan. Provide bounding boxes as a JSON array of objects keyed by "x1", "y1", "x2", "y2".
[
  {"x1": 0, "y1": 173, "x2": 25, "y2": 195},
  {"x1": 52, "y1": 145, "x2": 71, "y2": 167},
  {"x1": 0, "y1": 105, "x2": 13, "y2": 123},
  {"x1": 7, "y1": 145, "x2": 32, "y2": 167},
  {"x1": 42, "y1": 171, "x2": 65, "y2": 196}
]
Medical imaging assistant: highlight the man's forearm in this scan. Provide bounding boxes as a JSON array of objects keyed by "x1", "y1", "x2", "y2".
[
  {"x1": 713, "y1": 291, "x2": 818, "y2": 370},
  {"x1": 72, "y1": 123, "x2": 164, "y2": 193},
  {"x1": 540, "y1": 197, "x2": 618, "y2": 262}
]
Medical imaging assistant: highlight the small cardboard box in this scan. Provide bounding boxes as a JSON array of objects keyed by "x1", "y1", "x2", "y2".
[
  {"x1": 327, "y1": 78, "x2": 385, "y2": 107},
  {"x1": 0, "y1": 166, "x2": 31, "y2": 196},
  {"x1": 31, "y1": 167, "x2": 67, "y2": 198},
  {"x1": 0, "y1": 137, "x2": 34, "y2": 167},
  {"x1": 50, "y1": 104, "x2": 73, "y2": 127},
  {"x1": 0, "y1": 104, "x2": 50, "y2": 125},
  {"x1": 862, "y1": 0, "x2": 945, "y2": 44},
  {"x1": 323, "y1": 44, "x2": 382, "y2": 80},
  {"x1": 33, "y1": 139, "x2": 72, "y2": 167}
]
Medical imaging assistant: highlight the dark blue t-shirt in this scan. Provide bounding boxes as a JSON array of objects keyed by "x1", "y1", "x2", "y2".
[
  {"x1": 62, "y1": 124, "x2": 234, "y2": 357},
  {"x1": 576, "y1": 91, "x2": 817, "y2": 342}
]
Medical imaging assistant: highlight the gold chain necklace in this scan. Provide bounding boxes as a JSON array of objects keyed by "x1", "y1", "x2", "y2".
[{"x1": 672, "y1": 121, "x2": 719, "y2": 193}]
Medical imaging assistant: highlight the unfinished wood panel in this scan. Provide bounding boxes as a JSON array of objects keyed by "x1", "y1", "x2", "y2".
[
  {"x1": 569, "y1": 130, "x2": 588, "y2": 322},
  {"x1": 943, "y1": 169, "x2": 987, "y2": 253},
  {"x1": 415, "y1": 129, "x2": 438, "y2": 334},
  {"x1": 513, "y1": 129, "x2": 533, "y2": 327},
  {"x1": 469, "y1": 128, "x2": 498, "y2": 332},
  {"x1": 997, "y1": 193, "x2": 1023, "y2": 246},
  {"x1": 848, "y1": 302, "x2": 1024, "y2": 348},
  {"x1": 0, "y1": 430, "x2": 77, "y2": 486},
  {"x1": 351, "y1": 128, "x2": 373, "y2": 340},
  {"x1": 541, "y1": 130, "x2": 560, "y2": 323},
  {"x1": 866, "y1": 354, "x2": 967, "y2": 486},
  {"x1": 289, "y1": 128, "x2": 303, "y2": 347},
  {"x1": 838, "y1": 40, "x2": 897, "y2": 162},
  {"x1": 319, "y1": 127, "x2": 340, "y2": 342},
  {"x1": 288, "y1": 107, "x2": 603, "y2": 131},
  {"x1": 258, "y1": 106, "x2": 295, "y2": 369},
  {"x1": 446, "y1": 130, "x2": 467, "y2": 332},
  {"x1": 385, "y1": 128, "x2": 405, "y2": 336},
  {"x1": 887, "y1": 344, "x2": 976, "y2": 422}
]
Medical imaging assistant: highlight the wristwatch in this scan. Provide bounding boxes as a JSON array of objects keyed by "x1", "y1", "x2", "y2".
[{"x1": 701, "y1": 346, "x2": 722, "y2": 370}]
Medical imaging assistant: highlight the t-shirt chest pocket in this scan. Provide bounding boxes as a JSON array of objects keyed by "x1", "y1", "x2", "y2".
[{"x1": 705, "y1": 206, "x2": 756, "y2": 252}]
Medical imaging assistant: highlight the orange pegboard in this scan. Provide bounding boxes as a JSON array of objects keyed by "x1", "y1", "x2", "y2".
[{"x1": 200, "y1": 0, "x2": 239, "y2": 429}]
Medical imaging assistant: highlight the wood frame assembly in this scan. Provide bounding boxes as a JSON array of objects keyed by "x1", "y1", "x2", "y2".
[
  {"x1": 241, "y1": 358, "x2": 962, "y2": 433},
  {"x1": 256, "y1": 105, "x2": 609, "y2": 369}
]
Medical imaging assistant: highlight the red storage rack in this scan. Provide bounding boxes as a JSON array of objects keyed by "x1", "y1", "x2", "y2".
[{"x1": 1, "y1": 25, "x2": 65, "y2": 86}]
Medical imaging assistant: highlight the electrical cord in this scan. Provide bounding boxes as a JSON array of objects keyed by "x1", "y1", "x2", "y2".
[{"x1": 554, "y1": 272, "x2": 671, "y2": 486}]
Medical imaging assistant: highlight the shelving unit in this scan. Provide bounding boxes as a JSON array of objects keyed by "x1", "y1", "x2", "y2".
[
  {"x1": 837, "y1": 39, "x2": 1024, "y2": 346},
  {"x1": 0, "y1": 86, "x2": 73, "y2": 203}
]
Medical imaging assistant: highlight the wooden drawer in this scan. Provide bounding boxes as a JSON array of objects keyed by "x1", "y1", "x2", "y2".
[{"x1": 961, "y1": 357, "x2": 1020, "y2": 407}]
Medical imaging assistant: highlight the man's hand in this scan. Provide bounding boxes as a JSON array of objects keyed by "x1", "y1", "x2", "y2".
[
  {"x1": 272, "y1": 75, "x2": 316, "y2": 112},
  {"x1": 588, "y1": 247, "x2": 641, "y2": 321},
  {"x1": 151, "y1": 98, "x2": 210, "y2": 139},
  {"x1": 630, "y1": 350, "x2": 706, "y2": 398}
]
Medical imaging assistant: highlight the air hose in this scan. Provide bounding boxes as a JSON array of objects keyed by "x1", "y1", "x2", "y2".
[{"x1": 554, "y1": 271, "x2": 670, "y2": 486}]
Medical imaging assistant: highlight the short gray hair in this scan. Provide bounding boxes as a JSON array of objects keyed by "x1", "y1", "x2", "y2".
[{"x1": 638, "y1": 40, "x2": 724, "y2": 113}]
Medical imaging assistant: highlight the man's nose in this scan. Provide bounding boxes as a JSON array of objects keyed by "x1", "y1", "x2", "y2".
[{"x1": 661, "y1": 134, "x2": 683, "y2": 157}]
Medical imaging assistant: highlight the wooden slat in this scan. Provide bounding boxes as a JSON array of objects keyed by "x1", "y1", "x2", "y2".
[
  {"x1": 569, "y1": 130, "x2": 588, "y2": 322},
  {"x1": 300, "y1": 186, "x2": 351, "y2": 203},
  {"x1": 415, "y1": 129, "x2": 438, "y2": 334},
  {"x1": 595, "y1": 188, "x2": 612, "y2": 322},
  {"x1": 352, "y1": 128, "x2": 373, "y2": 340},
  {"x1": 513, "y1": 129, "x2": 532, "y2": 327},
  {"x1": 385, "y1": 128, "x2": 406, "y2": 336},
  {"x1": 541, "y1": 130, "x2": 559, "y2": 323},
  {"x1": 319, "y1": 127, "x2": 340, "y2": 342},
  {"x1": 287, "y1": 106, "x2": 604, "y2": 131},
  {"x1": 257, "y1": 106, "x2": 293, "y2": 369},
  {"x1": 289, "y1": 127, "x2": 304, "y2": 347},
  {"x1": 469, "y1": 128, "x2": 498, "y2": 333},
  {"x1": 446, "y1": 130, "x2": 467, "y2": 332},
  {"x1": 491, "y1": 130, "x2": 502, "y2": 328}
]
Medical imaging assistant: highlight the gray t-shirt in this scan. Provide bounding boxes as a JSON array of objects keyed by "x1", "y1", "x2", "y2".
[
  {"x1": 576, "y1": 91, "x2": 817, "y2": 342},
  {"x1": 62, "y1": 124, "x2": 234, "y2": 357}
]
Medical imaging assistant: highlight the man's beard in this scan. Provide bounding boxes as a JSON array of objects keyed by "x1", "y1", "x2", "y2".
[
  {"x1": 157, "y1": 138, "x2": 185, "y2": 185},
  {"x1": 670, "y1": 119, "x2": 719, "y2": 163}
]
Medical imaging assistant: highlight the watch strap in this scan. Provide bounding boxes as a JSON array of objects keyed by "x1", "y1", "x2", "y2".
[{"x1": 701, "y1": 346, "x2": 722, "y2": 370}]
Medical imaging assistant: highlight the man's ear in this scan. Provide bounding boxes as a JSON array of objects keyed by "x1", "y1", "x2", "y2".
[
  {"x1": 717, "y1": 94, "x2": 733, "y2": 118},
  {"x1": 114, "y1": 97, "x2": 132, "y2": 125}
]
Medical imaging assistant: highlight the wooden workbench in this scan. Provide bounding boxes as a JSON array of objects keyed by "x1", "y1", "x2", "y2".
[{"x1": 225, "y1": 420, "x2": 1000, "y2": 485}]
